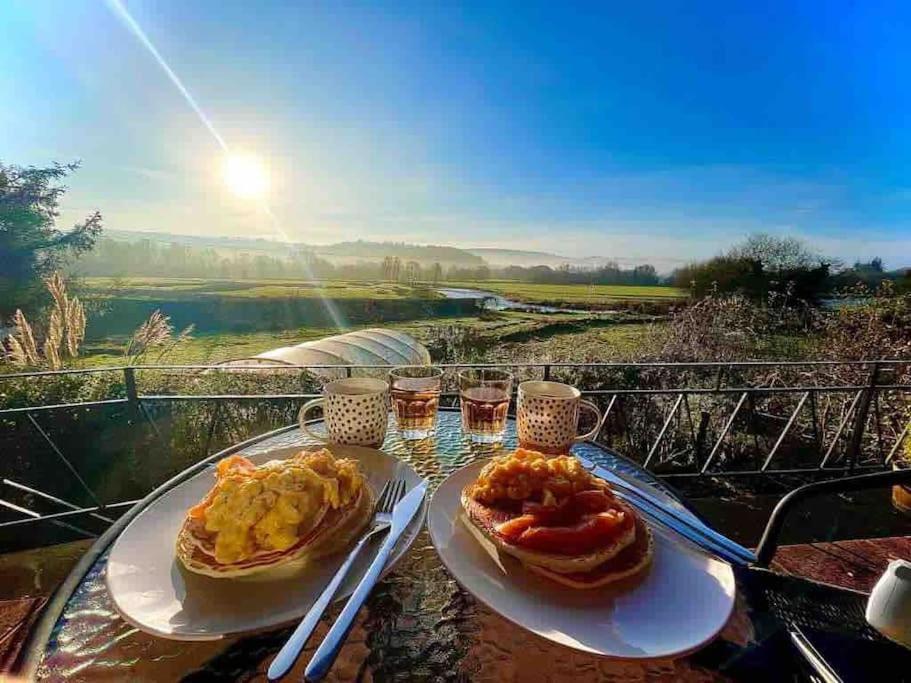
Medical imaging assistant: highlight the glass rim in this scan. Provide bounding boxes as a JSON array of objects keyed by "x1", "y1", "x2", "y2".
[
  {"x1": 457, "y1": 367, "x2": 513, "y2": 383},
  {"x1": 389, "y1": 365, "x2": 445, "y2": 380}
]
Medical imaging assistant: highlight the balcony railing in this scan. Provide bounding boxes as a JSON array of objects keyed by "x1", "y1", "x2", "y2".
[{"x1": 1, "y1": 360, "x2": 908, "y2": 549}]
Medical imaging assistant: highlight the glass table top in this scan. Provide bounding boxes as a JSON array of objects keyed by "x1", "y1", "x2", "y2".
[{"x1": 37, "y1": 411, "x2": 751, "y2": 681}]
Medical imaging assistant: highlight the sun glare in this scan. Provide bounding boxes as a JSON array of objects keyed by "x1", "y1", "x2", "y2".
[{"x1": 222, "y1": 154, "x2": 269, "y2": 200}]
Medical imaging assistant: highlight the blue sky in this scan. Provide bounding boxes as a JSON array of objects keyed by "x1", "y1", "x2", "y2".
[{"x1": 2, "y1": 0, "x2": 910, "y2": 269}]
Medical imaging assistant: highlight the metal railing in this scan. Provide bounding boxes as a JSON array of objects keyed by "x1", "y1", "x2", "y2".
[{"x1": 1, "y1": 360, "x2": 909, "y2": 546}]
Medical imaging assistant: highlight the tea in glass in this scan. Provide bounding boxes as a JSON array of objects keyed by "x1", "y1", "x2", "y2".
[
  {"x1": 459, "y1": 369, "x2": 513, "y2": 443},
  {"x1": 389, "y1": 366, "x2": 443, "y2": 439}
]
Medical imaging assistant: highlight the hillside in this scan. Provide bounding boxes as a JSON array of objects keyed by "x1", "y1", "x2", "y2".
[
  {"x1": 315, "y1": 240, "x2": 484, "y2": 266},
  {"x1": 103, "y1": 231, "x2": 484, "y2": 266},
  {"x1": 466, "y1": 247, "x2": 681, "y2": 273},
  {"x1": 466, "y1": 248, "x2": 572, "y2": 268}
]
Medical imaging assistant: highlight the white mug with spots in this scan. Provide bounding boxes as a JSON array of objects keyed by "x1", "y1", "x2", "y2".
[
  {"x1": 517, "y1": 380, "x2": 603, "y2": 454},
  {"x1": 299, "y1": 377, "x2": 389, "y2": 447}
]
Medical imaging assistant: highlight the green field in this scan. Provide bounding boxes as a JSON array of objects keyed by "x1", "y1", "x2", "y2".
[
  {"x1": 79, "y1": 308, "x2": 659, "y2": 367},
  {"x1": 82, "y1": 277, "x2": 439, "y2": 300},
  {"x1": 82, "y1": 277, "x2": 684, "y2": 306},
  {"x1": 446, "y1": 280, "x2": 686, "y2": 306},
  {"x1": 73, "y1": 277, "x2": 675, "y2": 366}
]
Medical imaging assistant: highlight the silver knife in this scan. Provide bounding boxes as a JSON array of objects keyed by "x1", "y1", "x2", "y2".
[
  {"x1": 576, "y1": 455, "x2": 756, "y2": 566},
  {"x1": 304, "y1": 481, "x2": 428, "y2": 682}
]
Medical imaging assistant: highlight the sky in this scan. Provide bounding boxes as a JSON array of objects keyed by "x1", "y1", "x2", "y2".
[{"x1": 2, "y1": 0, "x2": 910, "y2": 270}]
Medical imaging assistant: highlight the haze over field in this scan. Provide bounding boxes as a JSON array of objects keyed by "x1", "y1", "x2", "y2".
[{"x1": 97, "y1": 229, "x2": 678, "y2": 272}]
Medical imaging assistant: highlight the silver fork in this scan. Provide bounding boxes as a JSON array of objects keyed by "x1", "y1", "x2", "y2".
[{"x1": 267, "y1": 477, "x2": 407, "y2": 681}]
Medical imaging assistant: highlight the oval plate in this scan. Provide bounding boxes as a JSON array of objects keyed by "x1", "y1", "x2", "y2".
[
  {"x1": 106, "y1": 445, "x2": 425, "y2": 640},
  {"x1": 427, "y1": 460, "x2": 735, "y2": 659}
]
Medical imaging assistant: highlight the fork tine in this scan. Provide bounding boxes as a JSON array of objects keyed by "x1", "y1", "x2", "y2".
[
  {"x1": 380, "y1": 480, "x2": 398, "y2": 513},
  {"x1": 375, "y1": 480, "x2": 392, "y2": 512},
  {"x1": 393, "y1": 479, "x2": 407, "y2": 508},
  {"x1": 386, "y1": 479, "x2": 405, "y2": 512}
]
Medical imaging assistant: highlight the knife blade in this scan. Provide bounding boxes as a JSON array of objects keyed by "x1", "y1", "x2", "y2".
[
  {"x1": 304, "y1": 480, "x2": 428, "y2": 682},
  {"x1": 576, "y1": 455, "x2": 756, "y2": 566}
]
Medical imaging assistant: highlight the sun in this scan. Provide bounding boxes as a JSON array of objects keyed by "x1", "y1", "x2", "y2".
[{"x1": 222, "y1": 154, "x2": 269, "y2": 200}]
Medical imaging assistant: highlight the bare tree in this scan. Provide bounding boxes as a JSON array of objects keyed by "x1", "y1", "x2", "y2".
[
  {"x1": 727, "y1": 233, "x2": 823, "y2": 271},
  {"x1": 431, "y1": 262, "x2": 443, "y2": 285}
]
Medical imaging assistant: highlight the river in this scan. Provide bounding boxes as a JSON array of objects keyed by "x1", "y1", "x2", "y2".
[{"x1": 436, "y1": 287, "x2": 580, "y2": 314}]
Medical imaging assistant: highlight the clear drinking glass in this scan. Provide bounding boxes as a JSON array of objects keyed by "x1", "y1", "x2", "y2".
[
  {"x1": 459, "y1": 368, "x2": 513, "y2": 443},
  {"x1": 389, "y1": 366, "x2": 444, "y2": 439}
]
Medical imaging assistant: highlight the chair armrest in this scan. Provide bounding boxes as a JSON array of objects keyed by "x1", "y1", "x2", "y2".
[{"x1": 755, "y1": 469, "x2": 911, "y2": 567}]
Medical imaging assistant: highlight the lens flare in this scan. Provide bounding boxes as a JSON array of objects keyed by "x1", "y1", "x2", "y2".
[
  {"x1": 105, "y1": 0, "x2": 227, "y2": 151},
  {"x1": 107, "y1": 0, "x2": 349, "y2": 332}
]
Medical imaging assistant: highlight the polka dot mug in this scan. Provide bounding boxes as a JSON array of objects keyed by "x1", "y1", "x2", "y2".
[
  {"x1": 299, "y1": 377, "x2": 389, "y2": 447},
  {"x1": 516, "y1": 380, "x2": 602, "y2": 454}
]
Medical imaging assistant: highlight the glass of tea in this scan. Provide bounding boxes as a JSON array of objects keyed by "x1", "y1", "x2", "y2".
[
  {"x1": 459, "y1": 368, "x2": 513, "y2": 443},
  {"x1": 389, "y1": 366, "x2": 444, "y2": 440}
]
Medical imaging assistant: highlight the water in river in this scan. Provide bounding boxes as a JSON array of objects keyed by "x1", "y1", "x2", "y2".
[{"x1": 436, "y1": 287, "x2": 576, "y2": 314}]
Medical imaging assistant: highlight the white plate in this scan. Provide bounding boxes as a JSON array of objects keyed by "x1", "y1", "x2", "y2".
[
  {"x1": 106, "y1": 445, "x2": 425, "y2": 640},
  {"x1": 427, "y1": 460, "x2": 736, "y2": 659}
]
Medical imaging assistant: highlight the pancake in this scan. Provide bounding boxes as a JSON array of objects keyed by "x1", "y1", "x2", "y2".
[
  {"x1": 461, "y1": 486, "x2": 637, "y2": 574},
  {"x1": 523, "y1": 515, "x2": 653, "y2": 588},
  {"x1": 179, "y1": 501, "x2": 330, "y2": 561},
  {"x1": 177, "y1": 483, "x2": 373, "y2": 578}
]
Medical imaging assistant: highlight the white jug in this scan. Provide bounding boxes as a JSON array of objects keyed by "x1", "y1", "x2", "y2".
[{"x1": 866, "y1": 559, "x2": 911, "y2": 648}]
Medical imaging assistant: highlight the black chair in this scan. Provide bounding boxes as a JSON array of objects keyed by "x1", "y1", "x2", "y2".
[{"x1": 702, "y1": 469, "x2": 911, "y2": 682}]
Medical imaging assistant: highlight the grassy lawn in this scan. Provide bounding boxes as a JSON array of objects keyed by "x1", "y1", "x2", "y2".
[
  {"x1": 77, "y1": 310, "x2": 624, "y2": 366},
  {"x1": 81, "y1": 277, "x2": 439, "y2": 300},
  {"x1": 79, "y1": 326, "x2": 341, "y2": 366},
  {"x1": 446, "y1": 280, "x2": 686, "y2": 305},
  {"x1": 81, "y1": 277, "x2": 684, "y2": 306},
  {"x1": 69, "y1": 276, "x2": 676, "y2": 366}
]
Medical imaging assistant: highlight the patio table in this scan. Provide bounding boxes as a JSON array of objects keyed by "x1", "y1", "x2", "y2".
[{"x1": 25, "y1": 410, "x2": 793, "y2": 681}]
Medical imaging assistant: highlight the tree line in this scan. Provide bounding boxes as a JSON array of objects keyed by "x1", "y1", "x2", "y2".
[
  {"x1": 671, "y1": 234, "x2": 910, "y2": 302},
  {"x1": 72, "y1": 237, "x2": 664, "y2": 286}
]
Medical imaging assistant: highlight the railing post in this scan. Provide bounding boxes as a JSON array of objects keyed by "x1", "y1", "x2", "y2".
[
  {"x1": 543, "y1": 364, "x2": 551, "y2": 381},
  {"x1": 846, "y1": 363, "x2": 879, "y2": 472},
  {"x1": 123, "y1": 365, "x2": 165, "y2": 444},
  {"x1": 123, "y1": 366, "x2": 139, "y2": 422},
  {"x1": 694, "y1": 412, "x2": 710, "y2": 464}
]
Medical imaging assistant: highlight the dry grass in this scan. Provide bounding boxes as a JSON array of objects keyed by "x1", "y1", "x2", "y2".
[
  {"x1": 124, "y1": 309, "x2": 194, "y2": 365},
  {"x1": 4, "y1": 272, "x2": 89, "y2": 369}
]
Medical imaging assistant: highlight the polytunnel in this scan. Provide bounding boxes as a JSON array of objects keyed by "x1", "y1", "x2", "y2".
[{"x1": 217, "y1": 328, "x2": 430, "y2": 378}]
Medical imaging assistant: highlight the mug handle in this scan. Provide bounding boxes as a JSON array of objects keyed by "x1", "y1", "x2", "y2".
[
  {"x1": 299, "y1": 398, "x2": 329, "y2": 443},
  {"x1": 574, "y1": 399, "x2": 603, "y2": 443}
]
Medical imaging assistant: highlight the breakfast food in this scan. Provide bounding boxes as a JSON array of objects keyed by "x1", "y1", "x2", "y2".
[
  {"x1": 461, "y1": 448, "x2": 653, "y2": 588},
  {"x1": 176, "y1": 449, "x2": 373, "y2": 578}
]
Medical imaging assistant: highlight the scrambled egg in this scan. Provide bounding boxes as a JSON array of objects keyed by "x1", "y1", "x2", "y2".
[
  {"x1": 470, "y1": 448, "x2": 598, "y2": 505},
  {"x1": 195, "y1": 450, "x2": 363, "y2": 564}
]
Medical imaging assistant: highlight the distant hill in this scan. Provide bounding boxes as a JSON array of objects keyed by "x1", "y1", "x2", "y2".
[
  {"x1": 102, "y1": 230, "x2": 680, "y2": 271},
  {"x1": 316, "y1": 240, "x2": 484, "y2": 266},
  {"x1": 104, "y1": 229, "x2": 292, "y2": 255},
  {"x1": 466, "y1": 248, "x2": 573, "y2": 268},
  {"x1": 466, "y1": 247, "x2": 682, "y2": 273},
  {"x1": 103, "y1": 231, "x2": 484, "y2": 267}
]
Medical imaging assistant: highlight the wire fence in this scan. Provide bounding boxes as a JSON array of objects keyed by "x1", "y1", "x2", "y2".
[{"x1": 1, "y1": 360, "x2": 909, "y2": 549}]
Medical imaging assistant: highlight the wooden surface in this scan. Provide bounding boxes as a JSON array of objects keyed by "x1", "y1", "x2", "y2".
[{"x1": 772, "y1": 535, "x2": 911, "y2": 593}]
